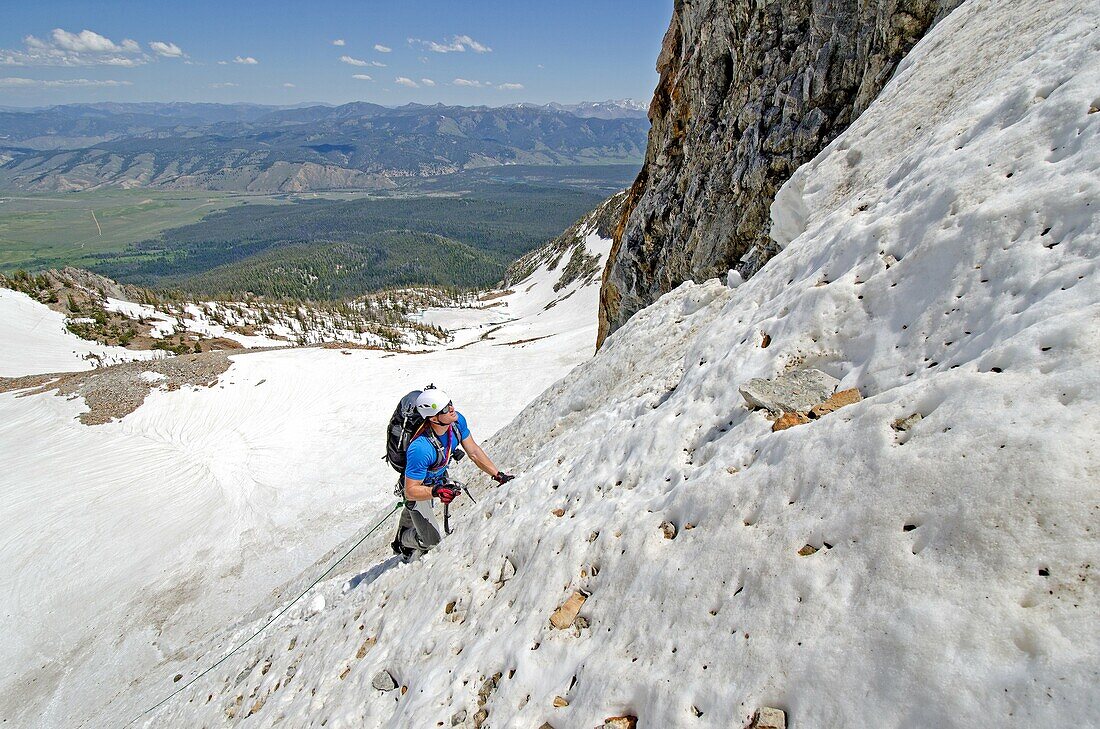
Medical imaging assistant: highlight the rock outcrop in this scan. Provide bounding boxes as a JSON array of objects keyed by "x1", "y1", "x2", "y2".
[{"x1": 597, "y1": 0, "x2": 961, "y2": 346}]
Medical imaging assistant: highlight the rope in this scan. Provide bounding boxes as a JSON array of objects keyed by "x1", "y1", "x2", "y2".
[{"x1": 124, "y1": 501, "x2": 403, "y2": 727}]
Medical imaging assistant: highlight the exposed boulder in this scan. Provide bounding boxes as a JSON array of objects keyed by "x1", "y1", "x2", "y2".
[
  {"x1": 740, "y1": 369, "x2": 840, "y2": 413},
  {"x1": 597, "y1": 0, "x2": 962, "y2": 346}
]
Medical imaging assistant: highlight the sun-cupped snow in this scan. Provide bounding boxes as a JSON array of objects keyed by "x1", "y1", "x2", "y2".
[
  {"x1": 137, "y1": 1, "x2": 1097, "y2": 727},
  {"x1": 0, "y1": 288, "x2": 163, "y2": 376},
  {"x1": 0, "y1": 197, "x2": 616, "y2": 727}
]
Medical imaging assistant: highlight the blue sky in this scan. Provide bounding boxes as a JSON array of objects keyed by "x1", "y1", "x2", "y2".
[{"x1": 0, "y1": 1, "x2": 670, "y2": 107}]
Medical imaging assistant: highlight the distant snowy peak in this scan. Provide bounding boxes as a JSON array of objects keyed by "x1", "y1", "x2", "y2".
[{"x1": 508, "y1": 100, "x2": 648, "y2": 120}]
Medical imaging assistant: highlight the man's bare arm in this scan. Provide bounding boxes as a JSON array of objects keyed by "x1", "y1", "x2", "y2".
[{"x1": 461, "y1": 436, "x2": 500, "y2": 476}]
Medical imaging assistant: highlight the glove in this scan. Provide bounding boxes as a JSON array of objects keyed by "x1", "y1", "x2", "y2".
[
  {"x1": 492, "y1": 471, "x2": 515, "y2": 485},
  {"x1": 431, "y1": 484, "x2": 458, "y2": 504}
]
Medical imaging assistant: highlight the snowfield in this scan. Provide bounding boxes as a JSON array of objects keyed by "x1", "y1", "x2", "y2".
[
  {"x1": 4, "y1": 0, "x2": 1100, "y2": 726},
  {"x1": 0, "y1": 217, "x2": 613, "y2": 727}
]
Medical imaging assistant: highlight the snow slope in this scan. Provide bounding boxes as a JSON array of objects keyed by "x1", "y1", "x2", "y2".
[
  {"x1": 134, "y1": 1, "x2": 1097, "y2": 727},
  {"x1": 0, "y1": 288, "x2": 161, "y2": 375},
  {"x1": 0, "y1": 216, "x2": 614, "y2": 726}
]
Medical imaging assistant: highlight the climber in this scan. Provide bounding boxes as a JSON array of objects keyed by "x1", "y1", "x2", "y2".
[{"x1": 391, "y1": 387, "x2": 514, "y2": 559}]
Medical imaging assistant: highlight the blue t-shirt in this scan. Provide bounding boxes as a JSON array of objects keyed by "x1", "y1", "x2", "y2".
[{"x1": 404, "y1": 412, "x2": 471, "y2": 483}]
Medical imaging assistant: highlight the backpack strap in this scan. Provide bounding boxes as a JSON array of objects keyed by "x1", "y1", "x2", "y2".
[{"x1": 424, "y1": 424, "x2": 456, "y2": 472}]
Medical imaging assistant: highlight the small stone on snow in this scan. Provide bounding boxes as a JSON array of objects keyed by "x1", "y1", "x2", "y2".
[
  {"x1": 603, "y1": 716, "x2": 638, "y2": 729},
  {"x1": 892, "y1": 412, "x2": 923, "y2": 431},
  {"x1": 499, "y1": 556, "x2": 516, "y2": 583},
  {"x1": 553, "y1": 696, "x2": 569, "y2": 707},
  {"x1": 550, "y1": 591, "x2": 588, "y2": 629},
  {"x1": 660, "y1": 521, "x2": 678, "y2": 539},
  {"x1": 749, "y1": 706, "x2": 787, "y2": 729},
  {"x1": 371, "y1": 669, "x2": 398, "y2": 692}
]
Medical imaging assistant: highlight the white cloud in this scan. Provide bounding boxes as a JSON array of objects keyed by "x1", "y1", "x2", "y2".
[
  {"x1": 283, "y1": 82, "x2": 296, "y2": 88},
  {"x1": 395, "y1": 76, "x2": 418, "y2": 88},
  {"x1": 340, "y1": 55, "x2": 368, "y2": 67},
  {"x1": 52, "y1": 29, "x2": 125, "y2": 53},
  {"x1": 217, "y1": 60, "x2": 228, "y2": 65},
  {"x1": 332, "y1": 39, "x2": 346, "y2": 46},
  {"x1": 420, "y1": 78, "x2": 436, "y2": 87},
  {"x1": 454, "y1": 35, "x2": 491, "y2": 53},
  {"x1": 374, "y1": 44, "x2": 391, "y2": 53},
  {"x1": 352, "y1": 74, "x2": 373, "y2": 81},
  {"x1": 497, "y1": 82, "x2": 524, "y2": 91},
  {"x1": 210, "y1": 82, "x2": 238, "y2": 88},
  {"x1": 0, "y1": 76, "x2": 133, "y2": 88},
  {"x1": 452, "y1": 77, "x2": 485, "y2": 87},
  {"x1": 2, "y1": 28, "x2": 147, "y2": 67},
  {"x1": 149, "y1": 41, "x2": 185, "y2": 58},
  {"x1": 234, "y1": 56, "x2": 258, "y2": 65},
  {"x1": 409, "y1": 35, "x2": 492, "y2": 54},
  {"x1": 370, "y1": 61, "x2": 387, "y2": 68}
]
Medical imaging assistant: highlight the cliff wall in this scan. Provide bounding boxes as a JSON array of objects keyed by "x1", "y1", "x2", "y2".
[{"x1": 598, "y1": 0, "x2": 961, "y2": 346}]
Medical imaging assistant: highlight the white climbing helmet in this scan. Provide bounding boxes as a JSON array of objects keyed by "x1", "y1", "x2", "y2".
[{"x1": 415, "y1": 388, "x2": 452, "y2": 418}]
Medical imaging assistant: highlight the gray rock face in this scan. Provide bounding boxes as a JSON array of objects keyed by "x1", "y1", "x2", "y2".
[
  {"x1": 597, "y1": 0, "x2": 961, "y2": 346},
  {"x1": 740, "y1": 369, "x2": 840, "y2": 413}
]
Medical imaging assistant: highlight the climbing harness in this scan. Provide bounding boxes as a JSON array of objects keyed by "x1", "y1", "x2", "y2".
[{"x1": 124, "y1": 500, "x2": 403, "y2": 727}]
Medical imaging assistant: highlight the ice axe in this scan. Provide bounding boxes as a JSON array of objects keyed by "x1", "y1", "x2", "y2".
[{"x1": 442, "y1": 479, "x2": 476, "y2": 535}]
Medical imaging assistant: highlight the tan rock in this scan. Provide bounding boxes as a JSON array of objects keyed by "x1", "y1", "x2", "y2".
[
  {"x1": 798, "y1": 544, "x2": 819, "y2": 556},
  {"x1": 550, "y1": 591, "x2": 588, "y2": 629},
  {"x1": 552, "y1": 508, "x2": 566, "y2": 517},
  {"x1": 660, "y1": 521, "x2": 678, "y2": 539},
  {"x1": 892, "y1": 412, "x2": 923, "y2": 431},
  {"x1": 772, "y1": 411, "x2": 811, "y2": 431},
  {"x1": 356, "y1": 636, "x2": 376, "y2": 659},
  {"x1": 603, "y1": 716, "x2": 638, "y2": 729},
  {"x1": 749, "y1": 706, "x2": 786, "y2": 729},
  {"x1": 553, "y1": 696, "x2": 569, "y2": 707},
  {"x1": 809, "y1": 387, "x2": 862, "y2": 418}
]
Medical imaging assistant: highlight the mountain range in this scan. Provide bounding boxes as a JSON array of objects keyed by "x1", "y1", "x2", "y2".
[{"x1": 0, "y1": 101, "x2": 649, "y2": 192}]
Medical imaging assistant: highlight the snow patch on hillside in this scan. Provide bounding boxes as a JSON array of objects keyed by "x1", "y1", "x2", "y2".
[
  {"x1": 0, "y1": 288, "x2": 161, "y2": 375},
  {"x1": 135, "y1": 1, "x2": 1099, "y2": 727}
]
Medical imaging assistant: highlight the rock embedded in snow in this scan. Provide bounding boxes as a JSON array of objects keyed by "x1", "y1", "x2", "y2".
[
  {"x1": 739, "y1": 368, "x2": 840, "y2": 413},
  {"x1": 550, "y1": 591, "x2": 588, "y2": 629},
  {"x1": 892, "y1": 412, "x2": 923, "y2": 431},
  {"x1": 809, "y1": 388, "x2": 863, "y2": 418},
  {"x1": 451, "y1": 709, "x2": 467, "y2": 725},
  {"x1": 553, "y1": 696, "x2": 569, "y2": 707},
  {"x1": 371, "y1": 670, "x2": 398, "y2": 692},
  {"x1": 498, "y1": 556, "x2": 516, "y2": 584},
  {"x1": 772, "y1": 411, "x2": 812, "y2": 432},
  {"x1": 660, "y1": 521, "x2": 678, "y2": 539},
  {"x1": 749, "y1": 707, "x2": 787, "y2": 729},
  {"x1": 602, "y1": 716, "x2": 638, "y2": 729}
]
